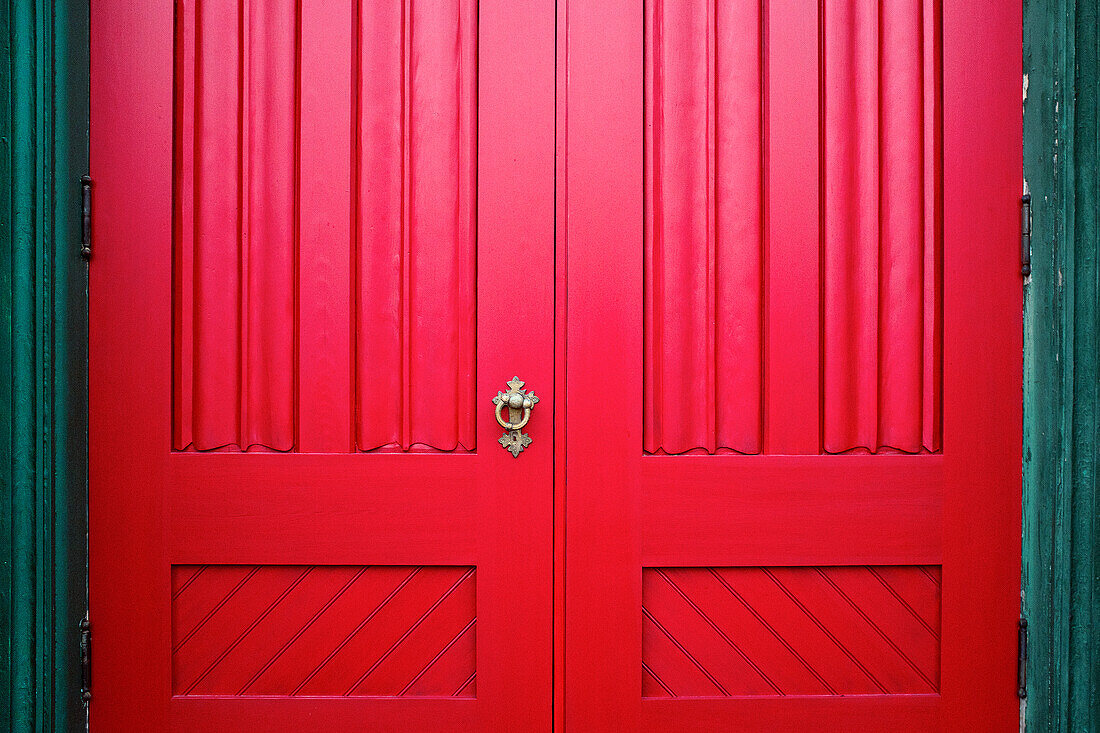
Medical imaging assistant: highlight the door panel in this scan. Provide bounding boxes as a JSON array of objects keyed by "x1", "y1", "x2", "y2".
[
  {"x1": 170, "y1": 564, "x2": 477, "y2": 697},
  {"x1": 643, "y1": 0, "x2": 941, "y2": 458},
  {"x1": 641, "y1": 565, "x2": 942, "y2": 696},
  {"x1": 173, "y1": 0, "x2": 477, "y2": 454},
  {"x1": 822, "y1": 0, "x2": 942, "y2": 455},
  {"x1": 90, "y1": 0, "x2": 554, "y2": 730},
  {"x1": 564, "y1": 1, "x2": 1020, "y2": 732}
]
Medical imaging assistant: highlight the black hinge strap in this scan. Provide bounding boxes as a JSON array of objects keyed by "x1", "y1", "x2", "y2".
[
  {"x1": 1020, "y1": 193, "x2": 1032, "y2": 276},
  {"x1": 80, "y1": 614, "x2": 91, "y2": 704},
  {"x1": 1017, "y1": 617, "x2": 1028, "y2": 699},
  {"x1": 81, "y1": 175, "x2": 93, "y2": 260}
]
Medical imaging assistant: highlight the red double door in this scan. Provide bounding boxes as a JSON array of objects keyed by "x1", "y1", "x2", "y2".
[{"x1": 90, "y1": 0, "x2": 1020, "y2": 730}]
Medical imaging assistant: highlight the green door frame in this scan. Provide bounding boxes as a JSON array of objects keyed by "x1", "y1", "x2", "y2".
[
  {"x1": 1, "y1": 0, "x2": 88, "y2": 730},
  {"x1": 0, "y1": 1, "x2": 1097, "y2": 731},
  {"x1": 1023, "y1": 0, "x2": 1100, "y2": 729}
]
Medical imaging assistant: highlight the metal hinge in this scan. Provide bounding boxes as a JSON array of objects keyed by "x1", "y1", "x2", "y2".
[
  {"x1": 1017, "y1": 617, "x2": 1028, "y2": 699},
  {"x1": 81, "y1": 175, "x2": 93, "y2": 260},
  {"x1": 80, "y1": 614, "x2": 91, "y2": 704},
  {"x1": 1020, "y1": 193, "x2": 1032, "y2": 277}
]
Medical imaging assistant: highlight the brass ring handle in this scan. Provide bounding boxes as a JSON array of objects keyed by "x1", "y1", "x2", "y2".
[
  {"x1": 494, "y1": 400, "x2": 532, "y2": 430},
  {"x1": 492, "y1": 376, "x2": 539, "y2": 457}
]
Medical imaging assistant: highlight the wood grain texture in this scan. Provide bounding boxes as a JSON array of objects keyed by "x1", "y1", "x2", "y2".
[
  {"x1": 171, "y1": 565, "x2": 476, "y2": 697},
  {"x1": 0, "y1": 0, "x2": 88, "y2": 729},
  {"x1": 172, "y1": 0, "x2": 477, "y2": 453},
  {"x1": 643, "y1": 0, "x2": 763, "y2": 456},
  {"x1": 643, "y1": 0, "x2": 942, "y2": 457},
  {"x1": 1022, "y1": 0, "x2": 1100, "y2": 729},
  {"x1": 822, "y1": 0, "x2": 942, "y2": 455},
  {"x1": 91, "y1": 0, "x2": 555, "y2": 728},
  {"x1": 941, "y1": 0, "x2": 1022, "y2": 727},
  {"x1": 642, "y1": 566, "x2": 941, "y2": 697},
  {"x1": 566, "y1": 0, "x2": 1020, "y2": 729}
]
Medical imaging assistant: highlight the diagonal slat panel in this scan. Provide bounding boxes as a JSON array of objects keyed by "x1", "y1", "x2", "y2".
[
  {"x1": 643, "y1": 570, "x2": 779, "y2": 695},
  {"x1": 171, "y1": 565, "x2": 475, "y2": 698},
  {"x1": 665, "y1": 568, "x2": 835, "y2": 694},
  {"x1": 642, "y1": 566, "x2": 941, "y2": 697}
]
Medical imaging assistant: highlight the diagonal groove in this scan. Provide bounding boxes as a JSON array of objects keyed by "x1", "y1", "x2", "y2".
[
  {"x1": 291, "y1": 566, "x2": 424, "y2": 696},
  {"x1": 182, "y1": 567, "x2": 314, "y2": 694},
  {"x1": 708, "y1": 568, "x2": 837, "y2": 694},
  {"x1": 867, "y1": 566, "x2": 939, "y2": 639},
  {"x1": 642, "y1": 661, "x2": 676, "y2": 697},
  {"x1": 173, "y1": 565, "x2": 208, "y2": 599},
  {"x1": 816, "y1": 568, "x2": 936, "y2": 691},
  {"x1": 918, "y1": 565, "x2": 941, "y2": 587},
  {"x1": 342, "y1": 567, "x2": 475, "y2": 696},
  {"x1": 173, "y1": 566, "x2": 261, "y2": 653},
  {"x1": 761, "y1": 568, "x2": 889, "y2": 693},
  {"x1": 237, "y1": 566, "x2": 371, "y2": 694},
  {"x1": 656, "y1": 569, "x2": 783, "y2": 694},
  {"x1": 642, "y1": 606, "x2": 730, "y2": 695},
  {"x1": 398, "y1": 616, "x2": 476, "y2": 696},
  {"x1": 453, "y1": 671, "x2": 476, "y2": 697}
]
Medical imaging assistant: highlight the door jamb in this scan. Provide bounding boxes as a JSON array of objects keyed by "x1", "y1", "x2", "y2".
[
  {"x1": 1022, "y1": 0, "x2": 1100, "y2": 729},
  {"x1": 1, "y1": 0, "x2": 89, "y2": 730}
]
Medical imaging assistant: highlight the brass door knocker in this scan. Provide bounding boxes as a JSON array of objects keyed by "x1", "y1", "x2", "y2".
[{"x1": 493, "y1": 377, "x2": 539, "y2": 457}]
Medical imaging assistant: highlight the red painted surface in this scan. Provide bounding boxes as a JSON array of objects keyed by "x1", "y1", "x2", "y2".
[
  {"x1": 173, "y1": 0, "x2": 477, "y2": 453},
  {"x1": 90, "y1": 0, "x2": 554, "y2": 729},
  {"x1": 822, "y1": 0, "x2": 943, "y2": 454},
  {"x1": 642, "y1": 566, "x2": 941, "y2": 697},
  {"x1": 171, "y1": 565, "x2": 476, "y2": 697},
  {"x1": 92, "y1": 0, "x2": 1019, "y2": 730},
  {"x1": 643, "y1": 0, "x2": 942, "y2": 457},
  {"x1": 563, "y1": 0, "x2": 1019, "y2": 731}
]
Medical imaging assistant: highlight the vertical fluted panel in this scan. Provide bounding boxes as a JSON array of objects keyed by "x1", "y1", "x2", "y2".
[
  {"x1": 644, "y1": 0, "x2": 939, "y2": 456},
  {"x1": 174, "y1": 0, "x2": 297, "y2": 452},
  {"x1": 716, "y1": 0, "x2": 764, "y2": 455},
  {"x1": 242, "y1": 0, "x2": 297, "y2": 451},
  {"x1": 644, "y1": 0, "x2": 763, "y2": 455},
  {"x1": 188, "y1": 0, "x2": 242, "y2": 450},
  {"x1": 822, "y1": 0, "x2": 879, "y2": 455},
  {"x1": 920, "y1": 1, "x2": 943, "y2": 453},
  {"x1": 878, "y1": 0, "x2": 926, "y2": 451},
  {"x1": 823, "y1": 0, "x2": 941, "y2": 454},
  {"x1": 354, "y1": 0, "x2": 476, "y2": 452},
  {"x1": 173, "y1": 0, "x2": 196, "y2": 448},
  {"x1": 174, "y1": 0, "x2": 475, "y2": 453},
  {"x1": 407, "y1": 0, "x2": 477, "y2": 452},
  {"x1": 354, "y1": 3, "x2": 404, "y2": 451}
]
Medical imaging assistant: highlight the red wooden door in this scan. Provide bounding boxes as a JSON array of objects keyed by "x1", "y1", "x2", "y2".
[
  {"x1": 92, "y1": 0, "x2": 1020, "y2": 730},
  {"x1": 90, "y1": 1, "x2": 554, "y2": 730},
  {"x1": 562, "y1": 0, "x2": 1020, "y2": 731}
]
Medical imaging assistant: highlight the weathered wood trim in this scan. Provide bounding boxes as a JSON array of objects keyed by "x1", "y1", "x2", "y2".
[
  {"x1": 0, "y1": 0, "x2": 88, "y2": 730},
  {"x1": 1023, "y1": 0, "x2": 1099, "y2": 728}
]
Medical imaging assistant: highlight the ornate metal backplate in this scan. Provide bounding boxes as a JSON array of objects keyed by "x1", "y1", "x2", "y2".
[{"x1": 492, "y1": 376, "x2": 539, "y2": 457}]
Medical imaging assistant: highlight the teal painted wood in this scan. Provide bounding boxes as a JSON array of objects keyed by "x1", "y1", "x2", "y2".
[
  {"x1": 1023, "y1": 0, "x2": 1100, "y2": 729},
  {"x1": 0, "y1": 0, "x2": 88, "y2": 730}
]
